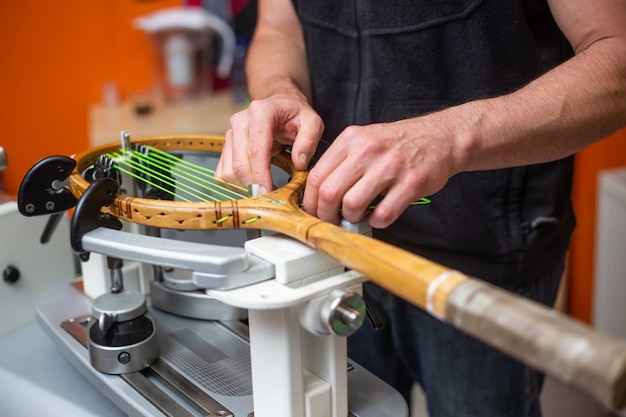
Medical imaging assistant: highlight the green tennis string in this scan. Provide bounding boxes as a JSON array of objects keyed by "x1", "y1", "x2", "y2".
[
  {"x1": 107, "y1": 146, "x2": 248, "y2": 203},
  {"x1": 105, "y1": 145, "x2": 432, "y2": 208},
  {"x1": 133, "y1": 146, "x2": 249, "y2": 196}
]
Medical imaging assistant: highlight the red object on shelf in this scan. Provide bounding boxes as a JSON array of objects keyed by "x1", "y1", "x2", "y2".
[{"x1": 231, "y1": 0, "x2": 250, "y2": 15}]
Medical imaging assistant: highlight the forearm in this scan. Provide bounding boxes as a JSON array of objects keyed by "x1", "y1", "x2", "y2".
[
  {"x1": 245, "y1": 2, "x2": 312, "y2": 102},
  {"x1": 446, "y1": 38, "x2": 626, "y2": 173}
]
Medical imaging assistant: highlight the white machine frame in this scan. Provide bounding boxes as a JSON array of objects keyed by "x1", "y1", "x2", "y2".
[{"x1": 40, "y1": 225, "x2": 408, "y2": 417}]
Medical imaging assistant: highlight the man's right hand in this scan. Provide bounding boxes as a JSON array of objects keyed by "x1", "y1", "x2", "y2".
[{"x1": 215, "y1": 93, "x2": 324, "y2": 194}]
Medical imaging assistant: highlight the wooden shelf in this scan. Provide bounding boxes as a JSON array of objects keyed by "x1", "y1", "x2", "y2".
[{"x1": 89, "y1": 91, "x2": 244, "y2": 146}]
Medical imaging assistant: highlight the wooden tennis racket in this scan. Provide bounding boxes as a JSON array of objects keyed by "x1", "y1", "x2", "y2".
[{"x1": 63, "y1": 134, "x2": 626, "y2": 410}]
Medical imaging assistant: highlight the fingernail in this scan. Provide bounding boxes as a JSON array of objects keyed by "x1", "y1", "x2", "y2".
[
  {"x1": 299, "y1": 153, "x2": 308, "y2": 167},
  {"x1": 259, "y1": 186, "x2": 268, "y2": 195}
]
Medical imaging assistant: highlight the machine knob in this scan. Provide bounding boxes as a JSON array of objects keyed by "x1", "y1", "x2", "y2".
[
  {"x1": 92, "y1": 290, "x2": 147, "y2": 325},
  {"x1": 326, "y1": 290, "x2": 366, "y2": 337},
  {"x1": 302, "y1": 289, "x2": 367, "y2": 337},
  {"x1": 3, "y1": 265, "x2": 20, "y2": 284}
]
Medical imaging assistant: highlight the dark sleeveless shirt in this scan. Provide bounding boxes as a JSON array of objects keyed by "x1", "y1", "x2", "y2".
[{"x1": 292, "y1": 0, "x2": 576, "y2": 288}]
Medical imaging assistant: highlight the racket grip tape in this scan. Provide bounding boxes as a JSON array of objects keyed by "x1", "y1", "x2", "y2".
[{"x1": 446, "y1": 278, "x2": 626, "y2": 410}]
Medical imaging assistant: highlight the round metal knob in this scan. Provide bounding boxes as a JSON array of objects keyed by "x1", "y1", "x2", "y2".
[
  {"x1": 3, "y1": 265, "x2": 20, "y2": 284},
  {"x1": 326, "y1": 290, "x2": 366, "y2": 337},
  {"x1": 92, "y1": 290, "x2": 147, "y2": 332},
  {"x1": 301, "y1": 289, "x2": 367, "y2": 337}
]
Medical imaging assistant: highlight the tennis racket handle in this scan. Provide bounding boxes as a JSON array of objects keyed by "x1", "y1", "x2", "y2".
[{"x1": 446, "y1": 278, "x2": 626, "y2": 410}]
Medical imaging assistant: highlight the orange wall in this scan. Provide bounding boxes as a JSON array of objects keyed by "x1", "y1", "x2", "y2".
[
  {"x1": 0, "y1": 0, "x2": 625, "y2": 323},
  {"x1": 569, "y1": 130, "x2": 626, "y2": 323},
  {"x1": 0, "y1": 0, "x2": 178, "y2": 195}
]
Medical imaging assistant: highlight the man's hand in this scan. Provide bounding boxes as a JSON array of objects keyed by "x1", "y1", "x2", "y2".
[
  {"x1": 215, "y1": 94, "x2": 324, "y2": 193},
  {"x1": 302, "y1": 114, "x2": 465, "y2": 228}
]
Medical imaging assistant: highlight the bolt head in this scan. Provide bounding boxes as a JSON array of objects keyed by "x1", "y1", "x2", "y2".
[{"x1": 118, "y1": 352, "x2": 131, "y2": 364}]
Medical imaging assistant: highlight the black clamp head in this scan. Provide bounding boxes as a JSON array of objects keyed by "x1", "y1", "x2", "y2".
[
  {"x1": 70, "y1": 178, "x2": 123, "y2": 261},
  {"x1": 17, "y1": 155, "x2": 78, "y2": 216}
]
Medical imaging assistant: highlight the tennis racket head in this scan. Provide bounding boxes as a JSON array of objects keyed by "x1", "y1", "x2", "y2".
[{"x1": 68, "y1": 134, "x2": 310, "y2": 233}]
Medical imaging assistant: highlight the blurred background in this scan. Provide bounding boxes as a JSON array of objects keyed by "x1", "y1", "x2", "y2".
[{"x1": 0, "y1": 0, "x2": 625, "y2": 331}]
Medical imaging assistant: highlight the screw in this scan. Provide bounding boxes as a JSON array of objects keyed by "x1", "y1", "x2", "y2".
[
  {"x1": 118, "y1": 352, "x2": 131, "y2": 364},
  {"x1": 25, "y1": 203, "x2": 35, "y2": 214}
]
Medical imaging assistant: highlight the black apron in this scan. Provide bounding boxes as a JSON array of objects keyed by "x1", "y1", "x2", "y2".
[{"x1": 292, "y1": 0, "x2": 575, "y2": 288}]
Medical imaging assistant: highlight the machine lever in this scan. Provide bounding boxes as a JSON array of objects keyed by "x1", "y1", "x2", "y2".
[
  {"x1": 98, "y1": 312, "x2": 117, "y2": 333},
  {"x1": 82, "y1": 227, "x2": 274, "y2": 290},
  {"x1": 40, "y1": 213, "x2": 63, "y2": 244}
]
